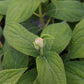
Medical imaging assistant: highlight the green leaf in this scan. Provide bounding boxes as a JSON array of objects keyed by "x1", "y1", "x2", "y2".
[
  {"x1": 0, "y1": 62, "x2": 1, "y2": 71},
  {"x1": 2, "y1": 48, "x2": 29, "y2": 70},
  {"x1": 0, "y1": 27, "x2": 2, "y2": 38},
  {"x1": 0, "y1": 15, "x2": 3, "y2": 21},
  {"x1": 41, "y1": 0, "x2": 48, "y2": 3},
  {"x1": 17, "y1": 69, "x2": 37, "y2": 84},
  {"x1": 3, "y1": 41, "x2": 10, "y2": 53},
  {"x1": 4, "y1": 22, "x2": 39, "y2": 57},
  {"x1": 41, "y1": 34, "x2": 55, "y2": 39},
  {"x1": 0, "y1": 68, "x2": 26, "y2": 84},
  {"x1": 46, "y1": 1, "x2": 84, "y2": 22},
  {"x1": 41, "y1": 22, "x2": 72, "y2": 54},
  {"x1": 52, "y1": 0, "x2": 78, "y2": 1},
  {"x1": 0, "y1": 49, "x2": 3, "y2": 59},
  {"x1": 65, "y1": 61, "x2": 84, "y2": 84},
  {"x1": 6, "y1": 0, "x2": 41, "y2": 23},
  {"x1": 21, "y1": 21, "x2": 40, "y2": 34},
  {"x1": 0, "y1": 0, "x2": 9, "y2": 15},
  {"x1": 83, "y1": 3, "x2": 84, "y2": 5},
  {"x1": 69, "y1": 19, "x2": 84, "y2": 59},
  {"x1": 34, "y1": 51, "x2": 66, "y2": 84}
]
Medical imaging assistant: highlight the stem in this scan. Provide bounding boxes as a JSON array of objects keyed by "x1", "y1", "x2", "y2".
[
  {"x1": 40, "y1": 48, "x2": 44, "y2": 57},
  {"x1": 42, "y1": 13, "x2": 46, "y2": 17},
  {"x1": 33, "y1": 12, "x2": 40, "y2": 17},
  {"x1": 39, "y1": 4, "x2": 45, "y2": 28},
  {"x1": 44, "y1": 18, "x2": 51, "y2": 28}
]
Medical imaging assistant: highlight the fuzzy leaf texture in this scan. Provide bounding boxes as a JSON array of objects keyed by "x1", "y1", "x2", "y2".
[
  {"x1": 17, "y1": 69, "x2": 37, "y2": 84},
  {"x1": 46, "y1": 0, "x2": 84, "y2": 22},
  {"x1": 34, "y1": 51, "x2": 66, "y2": 84},
  {"x1": 65, "y1": 61, "x2": 84, "y2": 84},
  {"x1": 69, "y1": 19, "x2": 84, "y2": 59},
  {"x1": 0, "y1": 0, "x2": 9, "y2": 15},
  {"x1": 2, "y1": 48, "x2": 29, "y2": 70},
  {"x1": 41, "y1": 22, "x2": 72, "y2": 54},
  {"x1": 4, "y1": 22, "x2": 39, "y2": 57},
  {"x1": 6, "y1": 0, "x2": 41, "y2": 23},
  {"x1": 0, "y1": 68, "x2": 26, "y2": 84},
  {"x1": 21, "y1": 21, "x2": 40, "y2": 34}
]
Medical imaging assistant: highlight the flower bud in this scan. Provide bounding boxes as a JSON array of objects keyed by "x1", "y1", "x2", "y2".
[{"x1": 34, "y1": 37, "x2": 43, "y2": 48}]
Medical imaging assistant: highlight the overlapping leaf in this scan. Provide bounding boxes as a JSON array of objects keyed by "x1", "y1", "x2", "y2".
[
  {"x1": 69, "y1": 19, "x2": 84, "y2": 59},
  {"x1": 21, "y1": 21, "x2": 40, "y2": 34},
  {"x1": 0, "y1": 27, "x2": 2, "y2": 37},
  {"x1": 41, "y1": 22, "x2": 72, "y2": 54},
  {"x1": 2, "y1": 48, "x2": 29, "y2": 69},
  {"x1": 4, "y1": 22, "x2": 39, "y2": 57},
  {"x1": 0, "y1": 68, "x2": 26, "y2": 84},
  {"x1": 0, "y1": 0, "x2": 9, "y2": 15},
  {"x1": 17, "y1": 69, "x2": 37, "y2": 84},
  {"x1": 46, "y1": 0, "x2": 84, "y2": 22},
  {"x1": 6, "y1": 0, "x2": 41, "y2": 23},
  {"x1": 65, "y1": 61, "x2": 84, "y2": 84},
  {"x1": 34, "y1": 51, "x2": 66, "y2": 84}
]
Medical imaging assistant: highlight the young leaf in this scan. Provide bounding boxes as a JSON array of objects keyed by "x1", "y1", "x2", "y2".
[
  {"x1": 34, "y1": 51, "x2": 66, "y2": 84},
  {"x1": 41, "y1": 22, "x2": 72, "y2": 54},
  {"x1": 6, "y1": 0, "x2": 41, "y2": 23},
  {"x1": 65, "y1": 61, "x2": 84, "y2": 84},
  {"x1": 2, "y1": 48, "x2": 29, "y2": 70},
  {"x1": 0, "y1": 68, "x2": 26, "y2": 84},
  {"x1": 41, "y1": 34, "x2": 55, "y2": 39},
  {"x1": 69, "y1": 19, "x2": 84, "y2": 59},
  {"x1": 46, "y1": 1, "x2": 84, "y2": 22},
  {"x1": 17, "y1": 69, "x2": 37, "y2": 84},
  {"x1": 4, "y1": 22, "x2": 39, "y2": 57}
]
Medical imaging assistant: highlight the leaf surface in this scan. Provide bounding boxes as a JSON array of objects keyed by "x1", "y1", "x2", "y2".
[
  {"x1": 69, "y1": 19, "x2": 84, "y2": 59},
  {"x1": 41, "y1": 22, "x2": 72, "y2": 54},
  {"x1": 17, "y1": 69, "x2": 37, "y2": 84},
  {"x1": 4, "y1": 22, "x2": 39, "y2": 57},
  {"x1": 65, "y1": 61, "x2": 84, "y2": 84},
  {"x1": 6, "y1": 0, "x2": 41, "y2": 23},
  {"x1": 0, "y1": 68, "x2": 26, "y2": 84},
  {"x1": 21, "y1": 21, "x2": 40, "y2": 34},
  {"x1": 2, "y1": 48, "x2": 29, "y2": 69},
  {"x1": 0, "y1": 0, "x2": 9, "y2": 15},
  {"x1": 34, "y1": 51, "x2": 66, "y2": 84},
  {"x1": 46, "y1": 1, "x2": 84, "y2": 22}
]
